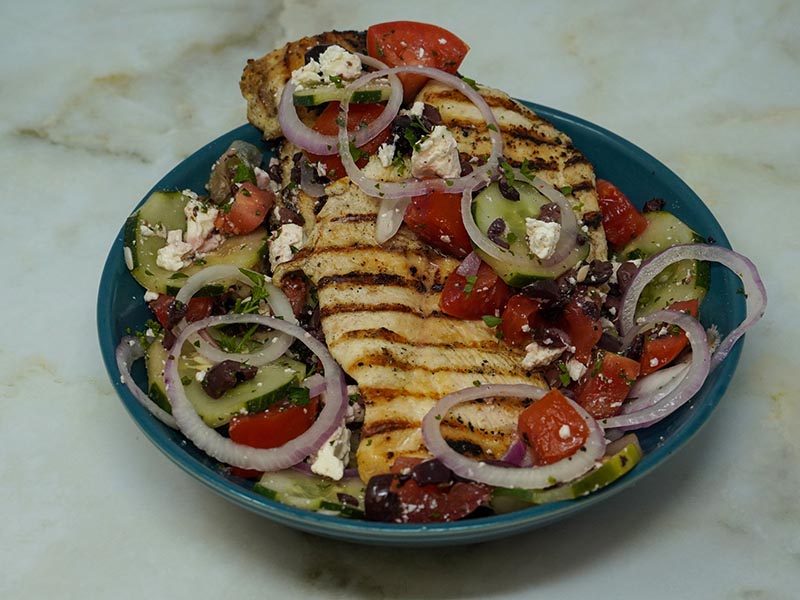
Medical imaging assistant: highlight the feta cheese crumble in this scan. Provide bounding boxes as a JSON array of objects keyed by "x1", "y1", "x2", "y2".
[
  {"x1": 289, "y1": 45, "x2": 362, "y2": 89},
  {"x1": 525, "y1": 218, "x2": 561, "y2": 260},
  {"x1": 565, "y1": 358, "x2": 588, "y2": 382},
  {"x1": 410, "y1": 125, "x2": 460, "y2": 179},
  {"x1": 377, "y1": 142, "x2": 396, "y2": 167},
  {"x1": 521, "y1": 341, "x2": 565, "y2": 369},
  {"x1": 156, "y1": 229, "x2": 194, "y2": 271},
  {"x1": 308, "y1": 423, "x2": 351, "y2": 480},
  {"x1": 183, "y1": 196, "x2": 221, "y2": 253},
  {"x1": 268, "y1": 223, "x2": 305, "y2": 271},
  {"x1": 558, "y1": 424, "x2": 572, "y2": 440}
]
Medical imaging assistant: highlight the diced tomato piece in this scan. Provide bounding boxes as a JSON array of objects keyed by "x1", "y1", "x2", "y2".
[
  {"x1": 214, "y1": 182, "x2": 273, "y2": 235},
  {"x1": 596, "y1": 179, "x2": 648, "y2": 249},
  {"x1": 228, "y1": 398, "x2": 319, "y2": 449},
  {"x1": 560, "y1": 296, "x2": 603, "y2": 363},
  {"x1": 517, "y1": 389, "x2": 590, "y2": 466},
  {"x1": 403, "y1": 191, "x2": 472, "y2": 258},
  {"x1": 440, "y1": 260, "x2": 512, "y2": 320},
  {"x1": 366, "y1": 21, "x2": 470, "y2": 102},
  {"x1": 148, "y1": 294, "x2": 215, "y2": 329},
  {"x1": 306, "y1": 102, "x2": 392, "y2": 180},
  {"x1": 639, "y1": 299, "x2": 700, "y2": 376},
  {"x1": 499, "y1": 294, "x2": 542, "y2": 347},
  {"x1": 574, "y1": 350, "x2": 641, "y2": 419}
]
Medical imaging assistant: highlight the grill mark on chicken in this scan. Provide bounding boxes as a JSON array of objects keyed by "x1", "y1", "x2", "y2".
[
  {"x1": 319, "y1": 302, "x2": 424, "y2": 319},
  {"x1": 317, "y1": 272, "x2": 427, "y2": 293}
]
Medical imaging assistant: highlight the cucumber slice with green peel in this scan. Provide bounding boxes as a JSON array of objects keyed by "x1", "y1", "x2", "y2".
[
  {"x1": 123, "y1": 190, "x2": 268, "y2": 295},
  {"x1": 145, "y1": 334, "x2": 306, "y2": 427},
  {"x1": 254, "y1": 469, "x2": 366, "y2": 517},
  {"x1": 619, "y1": 211, "x2": 709, "y2": 316},
  {"x1": 491, "y1": 435, "x2": 642, "y2": 510},
  {"x1": 292, "y1": 81, "x2": 392, "y2": 106},
  {"x1": 472, "y1": 181, "x2": 589, "y2": 285}
]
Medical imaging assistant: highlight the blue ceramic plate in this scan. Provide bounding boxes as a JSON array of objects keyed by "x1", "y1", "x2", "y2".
[{"x1": 97, "y1": 101, "x2": 745, "y2": 546}]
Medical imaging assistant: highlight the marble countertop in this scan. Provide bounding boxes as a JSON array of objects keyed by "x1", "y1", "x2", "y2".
[{"x1": 2, "y1": 1, "x2": 798, "y2": 598}]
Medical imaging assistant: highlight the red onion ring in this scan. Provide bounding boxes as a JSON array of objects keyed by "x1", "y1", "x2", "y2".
[
  {"x1": 421, "y1": 384, "x2": 606, "y2": 489},
  {"x1": 375, "y1": 196, "x2": 411, "y2": 243},
  {"x1": 626, "y1": 361, "x2": 690, "y2": 408},
  {"x1": 163, "y1": 314, "x2": 348, "y2": 472},
  {"x1": 277, "y1": 54, "x2": 402, "y2": 156},
  {"x1": 602, "y1": 310, "x2": 711, "y2": 430},
  {"x1": 338, "y1": 66, "x2": 504, "y2": 199},
  {"x1": 173, "y1": 265, "x2": 296, "y2": 366},
  {"x1": 619, "y1": 244, "x2": 766, "y2": 370},
  {"x1": 460, "y1": 169, "x2": 581, "y2": 273},
  {"x1": 455, "y1": 251, "x2": 482, "y2": 277},
  {"x1": 115, "y1": 336, "x2": 178, "y2": 429}
]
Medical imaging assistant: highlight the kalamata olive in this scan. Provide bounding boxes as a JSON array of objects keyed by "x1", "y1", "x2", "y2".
[
  {"x1": 364, "y1": 474, "x2": 401, "y2": 522},
  {"x1": 411, "y1": 459, "x2": 453, "y2": 486},
  {"x1": 201, "y1": 360, "x2": 258, "y2": 399}
]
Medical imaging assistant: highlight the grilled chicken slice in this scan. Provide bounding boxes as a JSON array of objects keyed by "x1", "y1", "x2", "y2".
[
  {"x1": 416, "y1": 81, "x2": 608, "y2": 262},
  {"x1": 240, "y1": 30, "x2": 366, "y2": 140},
  {"x1": 273, "y1": 180, "x2": 547, "y2": 481}
]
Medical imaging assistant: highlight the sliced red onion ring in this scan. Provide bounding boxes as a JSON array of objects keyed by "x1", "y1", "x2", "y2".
[
  {"x1": 174, "y1": 265, "x2": 296, "y2": 367},
  {"x1": 626, "y1": 361, "x2": 690, "y2": 408},
  {"x1": 339, "y1": 66, "x2": 504, "y2": 199},
  {"x1": 163, "y1": 314, "x2": 348, "y2": 472},
  {"x1": 375, "y1": 196, "x2": 411, "y2": 243},
  {"x1": 303, "y1": 373, "x2": 327, "y2": 398},
  {"x1": 602, "y1": 310, "x2": 711, "y2": 430},
  {"x1": 421, "y1": 384, "x2": 606, "y2": 489},
  {"x1": 460, "y1": 169, "x2": 580, "y2": 273},
  {"x1": 455, "y1": 251, "x2": 482, "y2": 277},
  {"x1": 277, "y1": 54, "x2": 402, "y2": 156},
  {"x1": 115, "y1": 336, "x2": 177, "y2": 429},
  {"x1": 619, "y1": 244, "x2": 767, "y2": 370}
]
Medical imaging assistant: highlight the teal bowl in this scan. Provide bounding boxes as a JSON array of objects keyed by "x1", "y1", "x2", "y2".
[{"x1": 97, "y1": 101, "x2": 745, "y2": 546}]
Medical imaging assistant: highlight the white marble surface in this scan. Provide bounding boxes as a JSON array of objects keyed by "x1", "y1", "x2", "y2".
[{"x1": 2, "y1": 1, "x2": 798, "y2": 598}]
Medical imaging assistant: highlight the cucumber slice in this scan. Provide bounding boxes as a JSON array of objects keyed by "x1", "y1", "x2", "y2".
[
  {"x1": 254, "y1": 469, "x2": 366, "y2": 517},
  {"x1": 123, "y1": 190, "x2": 268, "y2": 294},
  {"x1": 292, "y1": 81, "x2": 392, "y2": 106},
  {"x1": 491, "y1": 435, "x2": 642, "y2": 510},
  {"x1": 145, "y1": 334, "x2": 306, "y2": 427},
  {"x1": 472, "y1": 181, "x2": 589, "y2": 285},
  {"x1": 619, "y1": 211, "x2": 709, "y2": 316}
]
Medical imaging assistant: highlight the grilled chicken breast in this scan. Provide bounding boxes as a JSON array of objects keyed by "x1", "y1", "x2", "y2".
[
  {"x1": 274, "y1": 180, "x2": 546, "y2": 481},
  {"x1": 249, "y1": 42, "x2": 608, "y2": 480},
  {"x1": 240, "y1": 30, "x2": 366, "y2": 140}
]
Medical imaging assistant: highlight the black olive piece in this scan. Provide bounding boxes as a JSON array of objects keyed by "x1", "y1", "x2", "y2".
[
  {"x1": 597, "y1": 331, "x2": 624, "y2": 353},
  {"x1": 411, "y1": 459, "x2": 454, "y2": 486},
  {"x1": 498, "y1": 177, "x2": 520, "y2": 201},
  {"x1": 533, "y1": 326, "x2": 570, "y2": 349},
  {"x1": 487, "y1": 218, "x2": 509, "y2": 248},
  {"x1": 642, "y1": 198, "x2": 666, "y2": 213},
  {"x1": 165, "y1": 299, "x2": 187, "y2": 330},
  {"x1": 337, "y1": 493, "x2": 360, "y2": 507},
  {"x1": 615, "y1": 261, "x2": 640, "y2": 293},
  {"x1": 201, "y1": 360, "x2": 258, "y2": 399},
  {"x1": 585, "y1": 260, "x2": 613, "y2": 285},
  {"x1": 581, "y1": 210, "x2": 603, "y2": 227},
  {"x1": 538, "y1": 202, "x2": 561, "y2": 223},
  {"x1": 364, "y1": 474, "x2": 402, "y2": 522}
]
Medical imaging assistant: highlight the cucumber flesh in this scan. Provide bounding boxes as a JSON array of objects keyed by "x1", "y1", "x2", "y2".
[
  {"x1": 293, "y1": 81, "x2": 392, "y2": 107},
  {"x1": 491, "y1": 435, "x2": 642, "y2": 510},
  {"x1": 254, "y1": 469, "x2": 366, "y2": 517},
  {"x1": 619, "y1": 211, "x2": 709, "y2": 317},
  {"x1": 146, "y1": 334, "x2": 306, "y2": 428},
  {"x1": 472, "y1": 181, "x2": 589, "y2": 285},
  {"x1": 123, "y1": 190, "x2": 267, "y2": 295}
]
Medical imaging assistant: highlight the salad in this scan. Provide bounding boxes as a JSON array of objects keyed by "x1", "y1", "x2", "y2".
[{"x1": 115, "y1": 21, "x2": 766, "y2": 524}]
